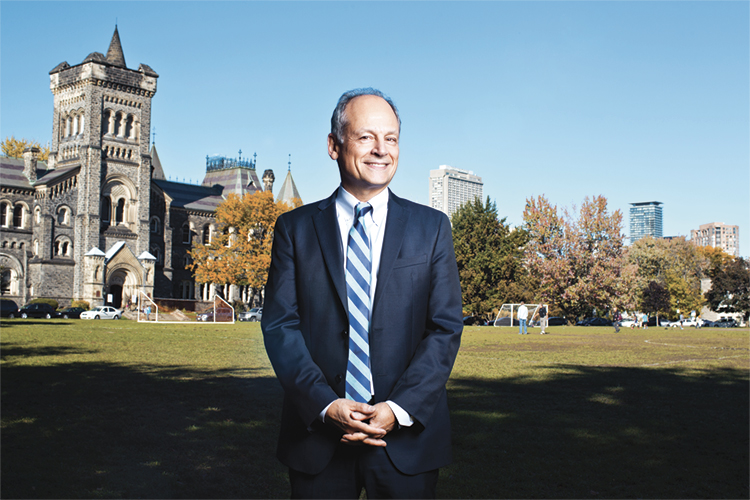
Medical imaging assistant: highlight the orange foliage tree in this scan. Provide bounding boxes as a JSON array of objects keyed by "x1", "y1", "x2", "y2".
[{"x1": 188, "y1": 191, "x2": 299, "y2": 304}]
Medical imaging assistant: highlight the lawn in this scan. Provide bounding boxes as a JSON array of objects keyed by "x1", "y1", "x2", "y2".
[{"x1": 1, "y1": 319, "x2": 748, "y2": 499}]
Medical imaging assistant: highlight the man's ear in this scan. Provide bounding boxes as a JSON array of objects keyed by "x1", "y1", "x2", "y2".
[{"x1": 327, "y1": 133, "x2": 339, "y2": 160}]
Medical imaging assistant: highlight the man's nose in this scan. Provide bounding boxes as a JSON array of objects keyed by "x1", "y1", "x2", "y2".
[{"x1": 371, "y1": 137, "x2": 388, "y2": 156}]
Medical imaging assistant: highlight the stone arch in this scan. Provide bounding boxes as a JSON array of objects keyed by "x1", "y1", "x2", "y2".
[
  {"x1": 13, "y1": 201, "x2": 30, "y2": 228},
  {"x1": 102, "y1": 175, "x2": 137, "y2": 227},
  {"x1": 0, "y1": 253, "x2": 24, "y2": 296},
  {"x1": 0, "y1": 200, "x2": 10, "y2": 227},
  {"x1": 106, "y1": 263, "x2": 142, "y2": 309},
  {"x1": 149, "y1": 216, "x2": 160, "y2": 234},
  {"x1": 56, "y1": 204, "x2": 72, "y2": 226},
  {"x1": 53, "y1": 235, "x2": 73, "y2": 257}
]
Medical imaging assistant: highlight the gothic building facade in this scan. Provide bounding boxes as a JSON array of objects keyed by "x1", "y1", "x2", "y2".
[{"x1": 0, "y1": 28, "x2": 300, "y2": 308}]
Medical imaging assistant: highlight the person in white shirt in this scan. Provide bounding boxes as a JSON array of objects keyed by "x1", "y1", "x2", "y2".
[{"x1": 518, "y1": 302, "x2": 529, "y2": 335}]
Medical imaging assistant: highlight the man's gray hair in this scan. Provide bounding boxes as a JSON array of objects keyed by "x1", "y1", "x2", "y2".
[{"x1": 330, "y1": 88, "x2": 401, "y2": 144}]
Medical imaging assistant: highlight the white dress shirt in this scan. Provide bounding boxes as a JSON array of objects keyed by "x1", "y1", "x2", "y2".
[{"x1": 319, "y1": 186, "x2": 413, "y2": 427}]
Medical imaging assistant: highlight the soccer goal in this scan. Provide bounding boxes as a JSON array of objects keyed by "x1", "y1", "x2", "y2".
[
  {"x1": 137, "y1": 291, "x2": 159, "y2": 322},
  {"x1": 493, "y1": 303, "x2": 540, "y2": 327},
  {"x1": 195, "y1": 295, "x2": 235, "y2": 324}
]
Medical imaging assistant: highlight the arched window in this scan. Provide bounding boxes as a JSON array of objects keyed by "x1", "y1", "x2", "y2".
[
  {"x1": 101, "y1": 196, "x2": 111, "y2": 222},
  {"x1": 182, "y1": 224, "x2": 191, "y2": 245},
  {"x1": 57, "y1": 207, "x2": 70, "y2": 226},
  {"x1": 13, "y1": 205, "x2": 23, "y2": 228},
  {"x1": 54, "y1": 241, "x2": 61, "y2": 256},
  {"x1": 34, "y1": 206, "x2": 41, "y2": 224},
  {"x1": 202, "y1": 226, "x2": 210, "y2": 245},
  {"x1": 0, "y1": 269, "x2": 12, "y2": 295},
  {"x1": 150, "y1": 217, "x2": 160, "y2": 233},
  {"x1": 33, "y1": 239, "x2": 39, "y2": 256},
  {"x1": 0, "y1": 203, "x2": 8, "y2": 227},
  {"x1": 115, "y1": 199, "x2": 125, "y2": 224}
]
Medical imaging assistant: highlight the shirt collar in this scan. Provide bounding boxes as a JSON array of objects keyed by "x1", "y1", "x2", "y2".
[{"x1": 336, "y1": 186, "x2": 389, "y2": 225}]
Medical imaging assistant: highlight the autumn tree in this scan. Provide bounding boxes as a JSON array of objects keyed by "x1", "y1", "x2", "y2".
[
  {"x1": 641, "y1": 280, "x2": 671, "y2": 322},
  {"x1": 523, "y1": 194, "x2": 631, "y2": 320},
  {"x1": 451, "y1": 197, "x2": 529, "y2": 318},
  {"x1": 2, "y1": 136, "x2": 50, "y2": 161},
  {"x1": 188, "y1": 191, "x2": 297, "y2": 305},
  {"x1": 705, "y1": 257, "x2": 750, "y2": 321},
  {"x1": 627, "y1": 237, "x2": 707, "y2": 318}
]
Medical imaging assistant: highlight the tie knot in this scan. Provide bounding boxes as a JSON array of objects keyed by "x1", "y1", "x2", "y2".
[{"x1": 355, "y1": 202, "x2": 372, "y2": 220}]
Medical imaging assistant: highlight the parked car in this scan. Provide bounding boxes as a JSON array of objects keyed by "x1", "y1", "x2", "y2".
[
  {"x1": 646, "y1": 316, "x2": 669, "y2": 327},
  {"x1": 19, "y1": 302, "x2": 57, "y2": 319},
  {"x1": 239, "y1": 307, "x2": 263, "y2": 322},
  {"x1": 587, "y1": 318, "x2": 613, "y2": 327},
  {"x1": 620, "y1": 318, "x2": 636, "y2": 328},
  {"x1": 547, "y1": 317, "x2": 567, "y2": 326},
  {"x1": 80, "y1": 306, "x2": 122, "y2": 320},
  {"x1": 712, "y1": 318, "x2": 739, "y2": 328},
  {"x1": 55, "y1": 307, "x2": 86, "y2": 319},
  {"x1": 197, "y1": 310, "x2": 214, "y2": 322},
  {"x1": 0, "y1": 299, "x2": 19, "y2": 318},
  {"x1": 463, "y1": 315, "x2": 488, "y2": 326}
]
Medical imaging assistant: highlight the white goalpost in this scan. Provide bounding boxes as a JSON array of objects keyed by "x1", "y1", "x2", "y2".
[
  {"x1": 137, "y1": 292, "x2": 235, "y2": 324},
  {"x1": 493, "y1": 303, "x2": 540, "y2": 327}
]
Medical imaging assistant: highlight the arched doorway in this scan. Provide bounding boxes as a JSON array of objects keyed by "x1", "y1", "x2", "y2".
[{"x1": 110, "y1": 284, "x2": 123, "y2": 307}]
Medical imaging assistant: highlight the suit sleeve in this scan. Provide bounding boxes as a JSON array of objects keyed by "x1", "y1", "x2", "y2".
[
  {"x1": 261, "y1": 214, "x2": 339, "y2": 427},
  {"x1": 387, "y1": 213, "x2": 463, "y2": 428}
]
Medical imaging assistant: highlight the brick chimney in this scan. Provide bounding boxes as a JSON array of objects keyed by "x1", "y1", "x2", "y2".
[{"x1": 22, "y1": 147, "x2": 40, "y2": 183}]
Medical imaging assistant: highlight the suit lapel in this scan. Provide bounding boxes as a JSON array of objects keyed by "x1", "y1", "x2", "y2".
[
  {"x1": 373, "y1": 191, "x2": 409, "y2": 315},
  {"x1": 312, "y1": 191, "x2": 347, "y2": 312}
]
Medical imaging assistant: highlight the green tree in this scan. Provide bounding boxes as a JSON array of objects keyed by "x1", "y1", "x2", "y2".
[
  {"x1": 1, "y1": 136, "x2": 49, "y2": 160},
  {"x1": 451, "y1": 196, "x2": 529, "y2": 319},
  {"x1": 523, "y1": 194, "x2": 631, "y2": 321},
  {"x1": 705, "y1": 257, "x2": 750, "y2": 321}
]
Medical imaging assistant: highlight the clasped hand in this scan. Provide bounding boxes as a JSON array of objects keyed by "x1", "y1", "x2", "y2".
[{"x1": 325, "y1": 399, "x2": 396, "y2": 447}]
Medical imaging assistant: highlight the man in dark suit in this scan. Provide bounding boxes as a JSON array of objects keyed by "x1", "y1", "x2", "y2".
[{"x1": 262, "y1": 88, "x2": 463, "y2": 499}]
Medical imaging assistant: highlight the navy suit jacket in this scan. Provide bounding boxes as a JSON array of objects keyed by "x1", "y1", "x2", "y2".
[{"x1": 261, "y1": 189, "x2": 463, "y2": 476}]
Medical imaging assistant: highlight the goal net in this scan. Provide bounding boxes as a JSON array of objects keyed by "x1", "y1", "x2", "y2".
[
  {"x1": 137, "y1": 291, "x2": 158, "y2": 322},
  {"x1": 195, "y1": 295, "x2": 235, "y2": 324},
  {"x1": 493, "y1": 303, "x2": 540, "y2": 327}
]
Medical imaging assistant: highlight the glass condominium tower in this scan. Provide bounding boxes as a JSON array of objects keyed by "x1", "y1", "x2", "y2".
[{"x1": 630, "y1": 201, "x2": 663, "y2": 244}]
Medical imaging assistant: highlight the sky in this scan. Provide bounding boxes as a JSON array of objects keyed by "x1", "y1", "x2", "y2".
[{"x1": 2, "y1": 1, "x2": 748, "y2": 256}]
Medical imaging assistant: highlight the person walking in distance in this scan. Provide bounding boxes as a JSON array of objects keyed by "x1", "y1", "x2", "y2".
[
  {"x1": 518, "y1": 302, "x2": 529, "y2": 335},
  {"x1": 538, "y1": 303, "x2": 548, "y2": 334}
]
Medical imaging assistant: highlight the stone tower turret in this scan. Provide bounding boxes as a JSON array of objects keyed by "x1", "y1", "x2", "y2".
[
  {"x1": 48, "y1": 27, "x2": 158, "y2": 300},
  {"x1": 22, "y1": 147, "x2": 39, "y2": 182}
]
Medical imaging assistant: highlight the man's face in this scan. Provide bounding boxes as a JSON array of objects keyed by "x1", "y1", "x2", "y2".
[{"x1": 328, "y1": 95, "x2": 400, "y2": 201}]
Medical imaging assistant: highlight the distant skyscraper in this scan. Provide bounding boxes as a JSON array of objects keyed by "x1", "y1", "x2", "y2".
[
  {"x1": 429, "y1": 165, "x2": 483, "y2": 219},
  {"x1": 690, "y1": 222, "x2": 740, "y2": 257},
  {"x1": 630, "y1": 201, "x2": 663, "y2": 244}
]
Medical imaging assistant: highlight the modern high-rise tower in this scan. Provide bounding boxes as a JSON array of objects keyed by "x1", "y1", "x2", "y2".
[
  {"x1": 428, "y1": 165, "x2": 483, "y2": 219},
  {"x1": 629, "y1": 201, "x2": 663, "y2": 244},
  {"x1": 690, "y1": 222, "x2": 740, "y2": 257}
]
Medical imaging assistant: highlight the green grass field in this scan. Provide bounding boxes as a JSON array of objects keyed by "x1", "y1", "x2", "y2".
[{"x1": 2, "y1": 319, "x2": 748, "y2": 499}]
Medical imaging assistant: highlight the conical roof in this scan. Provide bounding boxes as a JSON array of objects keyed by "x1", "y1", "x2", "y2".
[
  {"x1": 276, "y1": 169, "x2": 302, "y2": 206},
  {"x1": 106, "y1": 26, "x2": 127, "y2": 68},
  {"x1": 150, "y1": 145, "x2": 165, "y2": 180}
]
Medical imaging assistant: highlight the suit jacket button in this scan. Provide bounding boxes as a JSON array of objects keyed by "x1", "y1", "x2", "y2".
[
  {"x1": 340, "y1": 329, "x2": 348, "y2": 338},
  {"x1": 335, "y1": 374, "x2": 342, "y2": 383}
]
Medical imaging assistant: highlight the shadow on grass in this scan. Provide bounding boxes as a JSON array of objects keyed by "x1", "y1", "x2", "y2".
[
  {"x1": 443, "y1": 365, "x2": 749, "y2": 499},
  {"x1": 3, "y1": 343, "x2": 748, "y2": 499},
  {"x1": 1, "y1": 344, "x2": 289, "y2": 499}
]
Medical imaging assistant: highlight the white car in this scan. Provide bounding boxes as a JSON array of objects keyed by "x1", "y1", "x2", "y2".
[
  {"x1": 670, "y1": 318, "x2": 697, "y2": 328},
  {"x1": 80, "y1": 306, "x2": 123, "y2": 320},
  {"x1": 620, "y1": 318, "x2": 636, "y2": 328},
  {"x1": 238, "y1": 307, "x2": 263, "y2": 322}
]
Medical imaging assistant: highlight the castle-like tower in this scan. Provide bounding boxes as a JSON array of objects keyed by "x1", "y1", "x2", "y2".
[{"x1": 35, "y1": 26, "x2": 159, "y2": 305}]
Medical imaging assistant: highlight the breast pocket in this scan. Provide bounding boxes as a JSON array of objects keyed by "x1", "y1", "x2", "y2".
[{"x1": 392, "y1": 254, "x2": 427, "y2": 269}]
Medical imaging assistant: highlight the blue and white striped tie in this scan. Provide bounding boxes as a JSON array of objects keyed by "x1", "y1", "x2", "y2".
[{"x1": 345, "y1": 202, "x2": 373, "y2": 403}]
